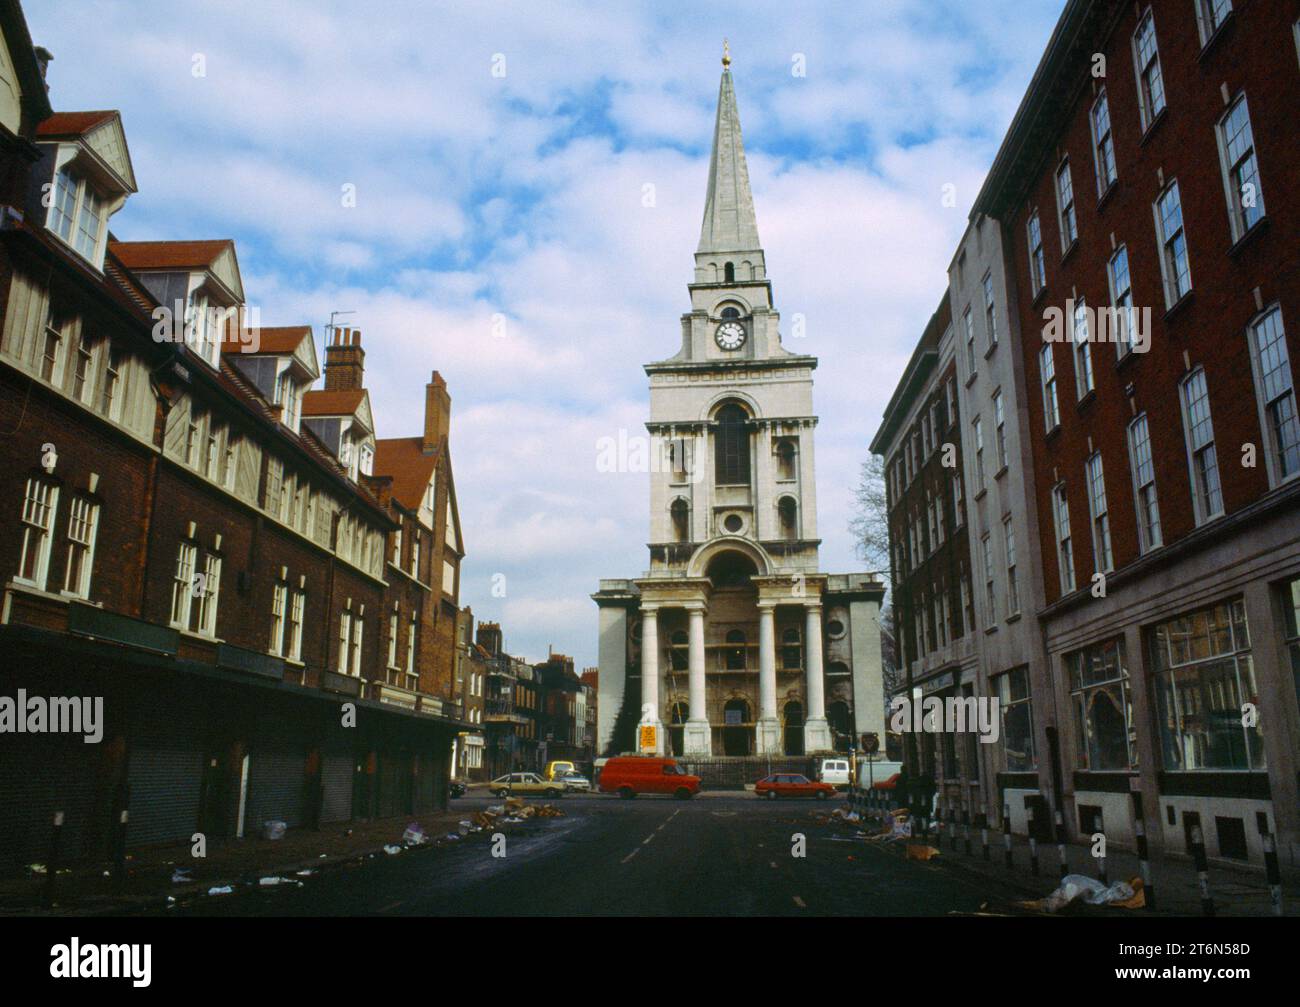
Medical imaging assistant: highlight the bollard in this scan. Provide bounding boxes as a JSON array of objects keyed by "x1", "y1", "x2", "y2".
[
  {"x1": 962, "y1": 801, "x2": 972, "y2": 856},
  {"x1": 1027, "y1": 806, "x2": 1040, "y2": 877},
  {"x1": 980, "y1": 811, "x2": 990, "y2": 862},
  {"x1": 1189, "y1": 824, "x2": 1215, "y2": 917},
  {"x1": 1263, "y1": 833, "x2": 1283, "y2": 917},
  {"x1": 1094, "y1": 811, "x2": 1107, "y2": 886},
  {"x1": 43, "y1": 810, "x2": 64, "y2": 908},
  {"x1": 1130, "y1": 789, "x2": 1156, "y2": 910},
  {"x1": 949, "y1": 801, "x2": 959, "y2": 852},
  {"x1": 113, "y1": 809, "x2": 129, "y2": 891},
  {"x1": 1003, "y1": 803, "x2": 1014, "y2": 869},
  {"x1": 1055, "y1": 809, "x2": 1069, "y2": 879}
]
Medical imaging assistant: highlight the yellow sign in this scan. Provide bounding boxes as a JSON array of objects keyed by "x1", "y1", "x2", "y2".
[{"x1": 638, "y1": 724, "x2": 657, "y2": 752}]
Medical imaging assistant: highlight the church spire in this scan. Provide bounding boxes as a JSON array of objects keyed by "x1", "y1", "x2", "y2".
[{"x1": 697, "y1": 45, "x2": 761, "y2": 256}]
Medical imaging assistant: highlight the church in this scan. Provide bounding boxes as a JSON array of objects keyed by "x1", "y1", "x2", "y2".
[{"x1": 593, "y1": 49, "x2": 886, "y2": 762}]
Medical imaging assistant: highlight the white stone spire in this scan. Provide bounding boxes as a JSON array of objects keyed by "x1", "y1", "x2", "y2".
[{"x1": 697, "y1": 56, "x2": 761, "y2": 257}]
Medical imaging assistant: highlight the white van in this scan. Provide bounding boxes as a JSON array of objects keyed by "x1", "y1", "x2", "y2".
[{"x1": 817, "y1": 758, "x2": 851, "y2": 787}]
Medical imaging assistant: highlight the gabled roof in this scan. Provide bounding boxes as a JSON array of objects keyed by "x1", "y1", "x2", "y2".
[
  {"x1": 221, "y1": 325, "x2": 308, "y2": 356},
  {"x1": 35, "y1": 110, "x2": 116, "y2": 137},
  {"x1": 110, "y1": 238, "x2": 230, "y2": 271},
  {"x1": 110, "y1": 238, "x2": 243, "y2": 303},
  {"x1": 302, "y1": 388, "x2": 366, "y2": 417},
  {"x1": 37, "y1": 109, "x2": 137, "y2": 192},
  {"x1": 373, "y1": 436, "x2": 438, "y2": 512}
]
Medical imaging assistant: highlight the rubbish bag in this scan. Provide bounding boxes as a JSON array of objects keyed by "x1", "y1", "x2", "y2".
[
  {"x1": 402, "y1": 823, "x2": 426, "y2": 845},
  {"x1": 262, "y1": 820, "x2": 286, "y2": 841},
  {"x1": 1023, "y1": 874, "x2": 1138, "y2": 913}
]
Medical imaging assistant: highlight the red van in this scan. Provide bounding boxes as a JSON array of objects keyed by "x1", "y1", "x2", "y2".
[{"x1": 598, "y1": 757, "x2": 701, "y2": 800}]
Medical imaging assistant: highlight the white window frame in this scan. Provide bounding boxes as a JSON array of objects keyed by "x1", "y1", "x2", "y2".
[
  {"x1": 993, "y1": 389, "x2": 1007, "y2": 471},
  {"x1": 1126, "y1": 413, "x2": 1162, "y2": 553},
  {"x1": 1180, "y1": 367, "x2": 1224, "y2": 524},
  {"x1": 288, "y1": 588, "x2": 305, "y2": 661},
  {"x1": 17, "y1": 477, "x2": 59, "y2": 589},
  {"x1": 61, "y1": 494, "x2": 99, "y2": 599},
  {"x1": 170, "y1": 541, "x2": 197, "y2": 629},
  {"x1": 964, "y1": 306, "x2": 976, "y2": 375},
  {"x1": 972, "y1": 415, "x2": 985, "y2": 494},
  {"x1": 1073, "y1": 298, "x2": 1094, "y2": 399},
  {"x1": 270, "y1": 582, "x2": 288, "y2": 656},
  {"x1": 1041, "y1": 344, "x2": 1060, "y2": 431},
  {"x1": 1215, "y1": 93, "x2": 1264, "y2": 243},
  {"x1": 1027, "y1": 210, "x2": 1046, "y2": 295},
  {"x1": 981, "y1": 532, "x2": 996, "y2": 627},
  {"x1": 1055, "y1": 158, "x2": 1077, "y2": 252},
  {"x1": 1132, "y1": 8, "x2": 1167, "y2": 132},
  {"x1": 1246, "y1": 305, "x2": 1300, "y2": 487},
  {"x1": 1085, "y1": 452, "x2": 1113, "y2": 575},
  {"x1": 1003, "y1": 515, "x2": 1020, "y2": 616},
  {"x1": 1053, "y1": 482, "x2": 1075, "y2": 594},
  {"x1": 1153, "y1": 181, "x2": 1192, "y2": 307},
  {"x1": 982, "y1": 271, "x2": 998, "y2": 349},
  {"x1": 1194, "y1": 0, "x2": 1233, "y2": 47},
  {"x1": 1090, "y1": 88, "x2": 1117, "y2": 194},
  {"x1": 195, "y1": 553, "x2": 221, "y2": 637},
  {"x1": 1107, "y1": 245, "x2": 1136, "y2": 359}
]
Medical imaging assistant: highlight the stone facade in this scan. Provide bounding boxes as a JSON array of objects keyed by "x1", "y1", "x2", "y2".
[{"x1": 594, "y1": 56, "x2": 885, "y2": 761}]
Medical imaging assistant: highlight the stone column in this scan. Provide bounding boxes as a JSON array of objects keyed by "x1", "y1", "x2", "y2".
[
  {"x1": 638, "y1": 606, "x2": 664, "y2": 755},
  {"x1": 756, "y1": 602, "x2": 781, "y2": 754},
  {"x1": 684, "y1": 605, "x2": 711, "y2": 754},
  {"x1": 804, "y1": 602, "x2": 833, "y2": 752}
]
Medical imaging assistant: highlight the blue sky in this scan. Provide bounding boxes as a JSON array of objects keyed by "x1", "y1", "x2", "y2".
[{"x1": 29, "y1": 0, "x2": 1064, "y2": 666}]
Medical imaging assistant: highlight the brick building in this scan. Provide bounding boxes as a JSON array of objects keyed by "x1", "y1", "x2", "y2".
[
  {"x1": 963, "y1": 0, "x2": 1300, "y2": 865},
  {"x1": 0, "y1": 3, "x2": 470, "y2": 872},
  {"x1": 871, "y1": 295, "x2": 982, "y2": 814}
]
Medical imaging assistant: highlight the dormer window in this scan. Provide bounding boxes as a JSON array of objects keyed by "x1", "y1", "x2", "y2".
[
  {"x1": 46, "y1": 168, "x2": 105, "y2": 265},
  {"x1": 185, "y1": 293, "x2": 220, "y2": 367},
  {"x1": 360, "y1": 443, "x2": 374, "y2": 477}
]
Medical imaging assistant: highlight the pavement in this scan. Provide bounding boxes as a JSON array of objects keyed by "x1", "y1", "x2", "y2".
[{"x1": 842, "y1": 793, "x2": 1298, "y2": 917}]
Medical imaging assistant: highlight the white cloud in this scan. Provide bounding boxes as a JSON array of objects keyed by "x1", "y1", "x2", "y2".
[{"x1": 28, "y1": 0, "x2": 1061, "y2": 666}]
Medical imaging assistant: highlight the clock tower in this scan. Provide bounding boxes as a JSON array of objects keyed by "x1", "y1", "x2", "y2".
[{"x1": 593, "y1": 47, "x2": 885, "y2": 766}]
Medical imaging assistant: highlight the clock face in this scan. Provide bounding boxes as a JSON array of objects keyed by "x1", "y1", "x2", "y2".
[{"x1": 715, "y1": 320, "x2": 746, "y2": 350}]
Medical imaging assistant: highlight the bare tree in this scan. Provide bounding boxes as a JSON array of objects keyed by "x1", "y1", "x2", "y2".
[
  {"x1": 849, "y1": 455, "x2": 890, "y2": 577},
  {"x1": 878, "y1": 601, "x2": 902, "y2": 700}
]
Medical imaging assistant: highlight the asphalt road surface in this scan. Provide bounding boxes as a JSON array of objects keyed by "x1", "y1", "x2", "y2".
[{"x1": 157, "y1": 793, "x2": 1017, "y2": 916}]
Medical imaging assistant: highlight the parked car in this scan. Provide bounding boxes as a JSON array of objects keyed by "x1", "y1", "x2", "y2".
[
  {"x1": 489, "y1": 772, "x2": 565, "y2": 798},
  {"x1": 755, "y1": 773, "x2": 836, "y2": 800},
  {"x1": 449, "y1": 781, "x2": 467, "y2": 798},
  {"x1": 597, "y1": 757, "x2": 701, "y2": 800},
  {"x1": 544, "y1": 760, "x2": 577, "y2": 780},
  {"x1": 557, "y1": 772, "x2": 592, "y2": 793},
  {"x1": 817, "y1": 758, "x2": 851, "y2": 788}
]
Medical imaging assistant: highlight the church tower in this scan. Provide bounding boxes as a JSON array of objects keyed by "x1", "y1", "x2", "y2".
[{"x1": 594, "y1": 46, "x2": 885, "y2": 765}]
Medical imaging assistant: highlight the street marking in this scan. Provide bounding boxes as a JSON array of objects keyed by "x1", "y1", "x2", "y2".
[
  {"x1": 770, "y1": 861, "x2": 778, "y2": 869},
  {"x1": 377, "y1": 901, "x2": 404, "y2": 913},
  {"x1": 793, "y1": 896, "x2": 806, "y2": 908},
  {"x1": 621, "y1": 849, "x2": 639, "y2": 864},
  {"x1": 642, "y1": 834, "x2": 654, "y2": 846}
]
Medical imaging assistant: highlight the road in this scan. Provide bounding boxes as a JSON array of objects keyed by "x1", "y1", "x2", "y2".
[{"x1": 158, "y1": 793, "x2": 1018, "y2": 916}]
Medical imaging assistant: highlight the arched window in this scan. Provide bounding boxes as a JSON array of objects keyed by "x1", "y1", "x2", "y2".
[
  {"x1": 714, "y1": 403, "x2": 750, "y2": 486},
  {"x1": 670, "y1": 498, "x2": 690, "y2": 543},
  {"x1": 776, "y1": 439, "x2": 796, "y2": 481},
  {"x1": 778, "y1": 496, "x2": 798, "y2": 541},
  {"x1": 720, "y1": 305, "x2": 741, "y2": 320},
  {"x1": 724, "y1": 262, "x2": 735, "y2": 283},
  {"x1": 724, "y1": 629, "x2": 747, "y2": 670},
  {"x1": 781, "y1": 627, "x2": 801, "y2": 670}
]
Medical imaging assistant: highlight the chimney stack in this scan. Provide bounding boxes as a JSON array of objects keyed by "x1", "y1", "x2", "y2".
[
  {"x1": 34, "y1": 47, "x2": 52, "y2": 86},
  {"x1": 476, "y1": 622, "x2": 502, "y2": 656},
  {"x1": 423, "y1": 370, "x2": 451, "y2": 454},
  {"x1": 324, "y1": 327, "x2": 365, "y2": 391}
]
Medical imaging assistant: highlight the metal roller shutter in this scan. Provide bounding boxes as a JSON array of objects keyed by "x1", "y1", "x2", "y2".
[
  {"x1": 246, "y1": 748, "x2": 308, "y2": 831},
  {"x1": 319, "y1": 753, "x2": 353, "y2": 824},
  {"x1": 0, "y1": 733, "x2": 101, "y2": 875},
  {"x1": 126, "y1": 737, "x2": 204, "y2": 847}
]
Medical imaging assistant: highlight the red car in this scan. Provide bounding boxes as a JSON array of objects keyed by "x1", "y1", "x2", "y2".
[{"x1": 755, "y1": 773, "x2": 837, "y2": 800}]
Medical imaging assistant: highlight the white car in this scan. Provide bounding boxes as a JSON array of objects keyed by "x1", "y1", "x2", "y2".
[{"x1": 558, "y1": 773, "x2": 592, "y2": 792}]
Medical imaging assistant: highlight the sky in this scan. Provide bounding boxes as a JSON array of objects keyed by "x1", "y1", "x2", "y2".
[{"x1": 29, "y1": 0, "x2": 1064, "y2": 667}]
